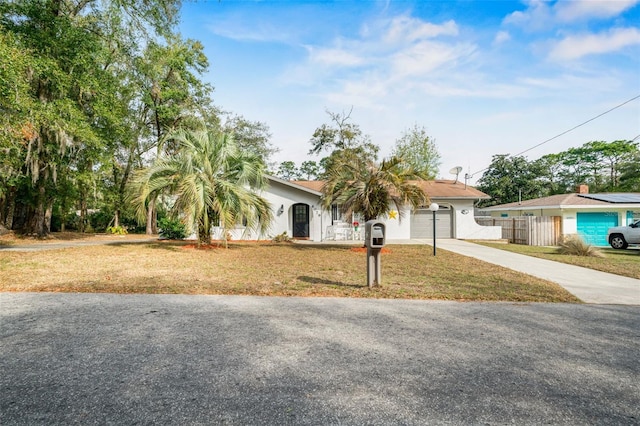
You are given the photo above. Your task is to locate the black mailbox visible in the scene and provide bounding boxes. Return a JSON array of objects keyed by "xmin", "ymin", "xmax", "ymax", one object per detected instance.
[{"xmin": 365, "ymin": 220, "xmax": 386, "ymax": 248}]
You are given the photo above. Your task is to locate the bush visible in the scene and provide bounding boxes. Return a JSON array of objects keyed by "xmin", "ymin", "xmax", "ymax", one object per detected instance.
[
  {"xmin": 158, "ymin": 217, "xmax": 187, "ymax": 240},
  {"xmin": 106, "ymin": 225, "xmax": 128, "ymax": 235},
  {"xmin": 558, "ymin": 235, "xmax": 604, "ymax": 257},
  {"xmin": 272, "ymin": 231, "xmax": 292, "ymax": 243},
  {"xmin": 51, "ymin": 211, "xmax": 80, "ymax": 232},
  {"xmin": 88, "ymin": 210, "xmax": 112, "ymax": 233}
]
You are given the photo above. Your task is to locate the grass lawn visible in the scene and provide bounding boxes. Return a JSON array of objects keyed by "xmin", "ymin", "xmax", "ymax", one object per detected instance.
[
  {"xmin": 0, "ymin": 239, "xmax": 579, "ymax": 303},
  {"xmin": 475, "ymin": 242, "xmax": 640, "ymax": 280}
]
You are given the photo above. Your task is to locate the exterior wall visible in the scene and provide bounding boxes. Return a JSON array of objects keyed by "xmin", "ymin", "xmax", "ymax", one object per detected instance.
[
  {"xmin": 451, "ymin": 199, "xmax": 502, "ymax": 239},
  {"xmin": 209, "ymin": 180, "xmax": 502, "ymax": 243},
  {"xmin": 381, "ymin": 205, "xmax": 412, "ymax": 240},
  {"xmin": 487, "ymin": 207, "xmax": 640, "ymax": 240},
  {"xmin": 489, "ymin": 208, "xmax": 563, "ymax": 218},
  {"xmin": 373, "ymin": 200, "xmax": 501, "ymax": 241},
  {"xmin": 209, "ymin": 179, "xmax": 327, "ymax": 242},
  {"xmin": 561, "ymin": 210, "xmax": 578, "ymax": 235},
  {"xmin": 259, "ymin": 180, "xmax": 325, "ymax": 241},
  {"xmin": 383, "ymin": 199, "xmax": 501, "ymax": 240}
]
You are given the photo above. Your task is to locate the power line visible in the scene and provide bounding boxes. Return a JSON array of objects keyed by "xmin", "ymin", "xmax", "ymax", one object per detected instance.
[{"xmin": 468, "ymin": 94, "xmax": 640, "ymax": 179}]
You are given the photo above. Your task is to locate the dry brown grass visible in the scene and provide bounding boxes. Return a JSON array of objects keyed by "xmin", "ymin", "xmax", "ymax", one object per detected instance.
[
  {"xmin": 0, "ymin": 241, "xmax": 580, "ymax": 302},
  {"xmin": 0, "ymin": 232, "xmax": 154, "ymax": 245}
]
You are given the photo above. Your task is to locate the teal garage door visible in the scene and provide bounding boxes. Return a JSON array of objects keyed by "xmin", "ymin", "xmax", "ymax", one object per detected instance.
[{"xmin": 577, "ymin": 212, "xmax": 618, "ymax": 246}]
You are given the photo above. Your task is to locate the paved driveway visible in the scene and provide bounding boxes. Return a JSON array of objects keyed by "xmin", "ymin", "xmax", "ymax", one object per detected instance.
[
  {"xmin": 1, "ymin": 293, "xmax": 638, "ymax": 425},
  {"xmin": 433, "ymin": 239, "xmax": 640, "ymax": 305}
]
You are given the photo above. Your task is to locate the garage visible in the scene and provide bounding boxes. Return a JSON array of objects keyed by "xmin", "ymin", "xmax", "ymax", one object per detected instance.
[
  {"xmin": 577, "ymin": 212, "xmax": 618, "ymax": 246},
  {"xmin": 411, "ymin": 205, "xmax": 453, "ymax": 239}
]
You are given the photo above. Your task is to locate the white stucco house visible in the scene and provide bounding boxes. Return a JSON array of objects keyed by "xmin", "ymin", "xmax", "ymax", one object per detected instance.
[
  {"xmin": 482, "ymin": 186, "xmax": 640, "ymax": 246},
  {"xmin": 215, "ymin": 176, "xmax": 501, "ymax": 242}
]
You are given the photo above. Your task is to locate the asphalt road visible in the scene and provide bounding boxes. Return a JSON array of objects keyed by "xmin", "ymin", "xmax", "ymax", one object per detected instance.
[{"xmin": 1, "ymin": 293, "xmax": 638, "ymax": 425}]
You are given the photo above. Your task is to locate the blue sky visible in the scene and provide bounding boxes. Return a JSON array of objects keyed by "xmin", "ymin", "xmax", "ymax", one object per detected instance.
[{"xmin": 179, "ymin": 0, "xmax": 640, "ymax": 182}]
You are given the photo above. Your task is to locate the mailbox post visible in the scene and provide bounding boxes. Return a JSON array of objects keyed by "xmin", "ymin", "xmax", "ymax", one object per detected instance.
[{"xmin": 364, "ymin": 220, "xmax": 386, "ymax": 288}]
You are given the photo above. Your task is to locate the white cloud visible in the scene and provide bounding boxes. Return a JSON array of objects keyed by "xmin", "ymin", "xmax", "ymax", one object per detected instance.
[
  {"xmin": 549, "ymin": 27, "xmax": 640, "ymax": 60},
  {"xmin": 493, "ymin": 30, "xmax": 511, "ymax": 45},
  {"xmin": 503, "ymin": 0, "xmax": 553, "ymax": 30},
  {"xmin": 307, "ymin": 46, "xmax": 365, "ymax": 67},
  {"xmin": 555, "ymin": 0, "xmax": 640, "ymax": 22},
  {"xmin": 518, "ymin": 72, "xmax": 624, "ymax": 93},
  {"xmin": 207, "ymin": 21, "xmax": 293, "ymax": 44},
  {"xmin": 287, "ymin": 14, "xmax": 474, "ymax": 100},
  {"xmin": 382, "ymin": 16, "xmax": 458, "ymax": 45},
  {"xmin": 390, "ymin": 41, "xmax": 476, "ymax": 77},
  {"xmin": 503, "ymin": 0, "xmax": 640, "ymax": 29}
]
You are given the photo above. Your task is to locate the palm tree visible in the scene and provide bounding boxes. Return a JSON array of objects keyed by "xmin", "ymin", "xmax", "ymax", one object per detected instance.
[
  {"xmin": 322, "ymin": 152, "xmax": 428, "ymax": 222},
  {"xmin": 131, "ymin": 128, "xmax": 272, "ymax": 246}
]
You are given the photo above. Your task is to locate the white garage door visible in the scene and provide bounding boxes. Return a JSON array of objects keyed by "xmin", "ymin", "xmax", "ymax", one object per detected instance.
[{"xmin": 411, "ymin": 206, "xmax": 452, "ymax": 239}]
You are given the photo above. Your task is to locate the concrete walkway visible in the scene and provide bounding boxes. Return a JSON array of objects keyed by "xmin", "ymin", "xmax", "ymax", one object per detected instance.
[{"xmin": 432, "ymin": 239, "xmax": 640, "ymax": 305}]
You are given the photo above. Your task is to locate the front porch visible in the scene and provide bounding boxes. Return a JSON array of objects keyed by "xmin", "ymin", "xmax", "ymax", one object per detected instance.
[{"xmin": 325, "ymin": 221, "xmax": 363, "ymax": 241}]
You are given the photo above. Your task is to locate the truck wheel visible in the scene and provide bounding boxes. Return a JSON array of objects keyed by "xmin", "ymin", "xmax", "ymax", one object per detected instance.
[{"xmin": 609, "ymin": 234, "xmax": 628, "ymax": 249}]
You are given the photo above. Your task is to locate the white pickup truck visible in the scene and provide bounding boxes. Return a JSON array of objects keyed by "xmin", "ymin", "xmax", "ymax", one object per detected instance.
[{"xmin": 607, "ymin": 220, "xmax": 640, "ymax": 249}]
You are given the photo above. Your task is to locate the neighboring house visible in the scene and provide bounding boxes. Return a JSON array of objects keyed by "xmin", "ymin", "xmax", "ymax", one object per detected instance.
[
  {"xmin": 482, "ymin": 186, "xmax": 640, "ymax": 246},
  {"xmin": 217, "ymin": 176, "xmax": 501, "ymax": 242}
]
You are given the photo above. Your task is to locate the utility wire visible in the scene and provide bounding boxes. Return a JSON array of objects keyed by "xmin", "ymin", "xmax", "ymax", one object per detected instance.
[{"xmin": 468, "ymin": 94, "xmax": 640, "ymax": 179}]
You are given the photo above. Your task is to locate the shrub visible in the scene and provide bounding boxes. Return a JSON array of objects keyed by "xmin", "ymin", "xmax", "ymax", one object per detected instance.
[
  {"xmin": 88, "ymin": 210, "xmax": 112, "ymax": 232},
  {"xmin": 158, "ymin": 217, "xmax": 187, "ymax": 240},
  {"xmin": 272, "ymin": 231, "xmax": 292, "ymax": 243},
  {"xmin": 558, "ymin": 235, "xmax": 604, "ymax": 257},
  {"xmin": 106, "ymin": 225, "xmax": 128, "ymax": 235},
  {"xmin": 51, "ymin": 211, "xmax": 80, "ymax": 232}
]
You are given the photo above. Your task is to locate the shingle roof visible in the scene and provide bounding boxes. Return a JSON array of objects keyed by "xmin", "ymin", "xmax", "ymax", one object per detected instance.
[
  {"xmin": 290, "ymin": 179, "xmax": 489, "ymax": 199},
  {"xmin": 290, "ymin": 181, "xmax": 325, "ymax": 192},
  {"xmin": 484, "ymin": 193, "xmax": 640, "ymax": 210},
  {"xmin": 411, "ymin": 180, "xmax": 490, "ymax": 199}
]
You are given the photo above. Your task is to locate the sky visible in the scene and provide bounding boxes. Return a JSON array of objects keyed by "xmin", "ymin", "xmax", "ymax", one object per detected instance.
[{"xmin": 178, "ymin": 0, "xmax": 640, "ymax": 183}]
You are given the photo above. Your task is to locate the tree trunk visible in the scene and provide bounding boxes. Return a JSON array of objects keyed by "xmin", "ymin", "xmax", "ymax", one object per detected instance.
[
  {"xmin": 79, "ymin": 197, "xmax": 87, "ymax": 233},
  {"xmin": 3, "ymin": 187, "xmax": 16, "ymax": 230},
  {"xmin": 114, "ymin": 145, "xmax": 135, "ymax": 231},
  {"xmin": 198, "ymin": 218, "xmax": 212, "ymax": 247},
  {"xmin": 146, "ymin": 197, "xmax": 156, "ymax": 235},
  {"xmin": 0, "ymin": 194, "xmax": 5, "ymax": 227},
  {"xmin": 35, "ymin": 181, "xmax": 47, "ymax": 238},
  {"xmin": 45, "ymin": 200, "xmax": 53, "ymax": 234}
]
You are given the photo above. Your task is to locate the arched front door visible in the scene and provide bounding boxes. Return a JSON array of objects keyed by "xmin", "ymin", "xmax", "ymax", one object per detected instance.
[{"xmin": 292, "ymin": 203, "xmax": 310, "ymax": 239}]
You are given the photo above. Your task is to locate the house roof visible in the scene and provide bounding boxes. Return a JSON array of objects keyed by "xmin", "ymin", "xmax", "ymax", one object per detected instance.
[
  {"xmin": 290, "ymin": 180, "xmax": 325, "ymax": 192},
  {"xmin": 266, "ymin": 175, "xmax": 323, "ymax": 196},
  {"xmin": 290, "ymin": 179, "xmax": 489, "ymax": 200},
  {"xmin": 484, "ymin": 193, "xmax": 640, "ymax": 211},
  {"xmin": 412, "ymin": 180, "xmax": 490, "ymax": 199}
]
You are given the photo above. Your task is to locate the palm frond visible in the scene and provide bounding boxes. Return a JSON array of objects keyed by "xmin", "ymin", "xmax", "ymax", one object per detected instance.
[
  {"xmin": 322, "ymin": 153, "xmax": 428, "ymax": 222},
  {"xmin": 129, "ymin": 127, "xmax": 272, "ymax": 244}
]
